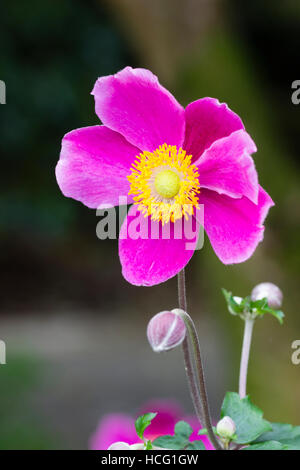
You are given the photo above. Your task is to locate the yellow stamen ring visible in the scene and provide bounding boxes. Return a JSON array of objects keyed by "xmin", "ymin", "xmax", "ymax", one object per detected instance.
[{"xmin": 127, "ymin": 144, "xmax": 200, "ymax": 225}]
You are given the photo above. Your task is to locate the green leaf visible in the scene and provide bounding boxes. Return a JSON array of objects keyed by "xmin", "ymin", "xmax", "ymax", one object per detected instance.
[
  {"xmin": 222, "ymin": 288, "xmax": 232, "ymax": 304},
  {"xmin": 186, "ymin": 440, "xmax": 206, "ymax": 450},
  {"xmin": 241, "ymin": 296, "xmax": 251, "ymax": 312},
  {"xmin": 153, "ymin": 420, "xmax": 194, "ymax": 450},
  {"xmin": 250, "ymin": 298, "xmax": 268, "ymax": 309},
  {"xmin": 242, "ymin": 440, "xmax": 287, "ymax": 450},
  {"xmin": 222, "ymin": 289, "xmax": 243, "ymax": 315},
  {"xmin": 271, "ymin": 310, "xmax": 284, "ymax": 324},
  {"xmin": 153, "ymin": 435, "xmax": 187, "ymax": 450},
  {"xmin": 197, "ymin": 426, "xmax": 217, "ymax": 436},
  {"xmin": 254, "ymin": 422, "xmax": 300, "ymax": 450},
  {"xmin": 197, "ymin": 428, "xmax": 208, "ymax": 436},
  {"xmin": 222, "ymin": 289, "xmax": 284, "ymax": 324},
  {"xmin": 135, "ymin": 413, "xmax": 157, "ymax": 441},
  {"xmin": 255, "ymin": 306, "xmax": 284, "ymax": 324},
  {"xmin": 221, "ymin": 392, "xmax": 272, "ymax": 444},
  {"xmin": 284, "ymin": 439, "xmax": 300, "ymax": 450},
  {"xmin": 174, "ymin": 421, "xmax": 193, "ymax": 439},
  {"xmin": 145, "ymin": 440, "xmax": 153, "ymax": 450}
]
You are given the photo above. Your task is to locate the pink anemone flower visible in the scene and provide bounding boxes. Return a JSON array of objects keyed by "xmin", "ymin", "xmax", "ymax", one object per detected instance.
[
  {"xmin": 89, "ymin": 400, "xmax": 214, "ymax": 450},
  {"xmin": 56, "ymin": 67, "xmax": 274, "ymax": 286}
]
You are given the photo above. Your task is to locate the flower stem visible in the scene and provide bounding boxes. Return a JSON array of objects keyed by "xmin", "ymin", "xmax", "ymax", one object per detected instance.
[
  {"xmin": 239, "ymin": 317, "xmax": 255, "ymax": 399},
  {"xmin": 177, "ymin": 270, "xmax": 203, "ymax": 424},
  {"xmin": 177, "ymin": 269, "xmax": 222, "ymax": 450}
]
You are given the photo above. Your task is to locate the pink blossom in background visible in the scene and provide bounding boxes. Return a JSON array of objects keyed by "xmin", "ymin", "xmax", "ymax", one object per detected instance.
[
  {"xmin": 89, "ymin": 400, "xmax": 213, "ymax": 450},
  {"xmin": 90, "ymin": 413, "xmax": 137, "ymax": 450},
  {"xmin": 56, "ymin": 67, "xmax": 274, "ymax": 287}
]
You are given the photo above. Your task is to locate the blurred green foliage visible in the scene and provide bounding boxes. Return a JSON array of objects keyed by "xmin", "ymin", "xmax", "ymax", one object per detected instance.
[
  {"xmin": 0, "ymin": 0, "xmax": 132, "ymax": 237},
  {"xmin": 0, "ymin": 355, "xmax": 58, "ymax": 449},
  {"xmin": 0, "ymin": 0, "xmax": 134, "ymax": 449}
]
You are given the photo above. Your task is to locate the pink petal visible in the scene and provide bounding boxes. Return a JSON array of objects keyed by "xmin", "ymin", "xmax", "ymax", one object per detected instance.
[
  {"xmin": 184, "ymin": 98, "xmax": 244, "ymax": 162},
  {"xmin": 119, "ymin": 206, "xmax": 200, "ymax": 286},
  {"xmin": 140, "ymin": 400, "xmax": 181, "ymax": 440},
  {"xmin": 198, "ymin": 187, "xmax": 274, "ymax": 264},
  {"xmin": 92, "ymin": 67, "xmax": 185, "ymax": 152},
  {"xmin": 195, "ymin": 130, "xmax": 259, "ymax": 203},
  {"xmin": 89, "ymin": 414, "xmax": 137, "ymax": 450},
  {"xmin": 140, "ymin": 401, "xmax": 213, "ymax": 449},
  {"xmin": 56, "ymin": 125, "xmax": 140, "ymax": 208}
]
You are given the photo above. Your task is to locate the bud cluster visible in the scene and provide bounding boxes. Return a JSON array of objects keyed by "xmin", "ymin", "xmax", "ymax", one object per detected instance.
[{"xmin": 222, "ymin": 282, "xmax": 284, "ymax": 324}]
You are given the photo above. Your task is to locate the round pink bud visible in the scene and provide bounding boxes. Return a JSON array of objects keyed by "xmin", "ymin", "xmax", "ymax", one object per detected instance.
[
  {"xmin": 251, "ymin": 282, "xmax": 283, "ymax": 309},
  {"xmin": 147, "ymin": 309, "xmax": 186, "ymax": 352}
]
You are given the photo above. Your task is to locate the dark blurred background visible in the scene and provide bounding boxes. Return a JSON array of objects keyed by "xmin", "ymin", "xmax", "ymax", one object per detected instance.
[{"xmin": 0, "ymin": 0, "xmax": 299, "ymax": 449}]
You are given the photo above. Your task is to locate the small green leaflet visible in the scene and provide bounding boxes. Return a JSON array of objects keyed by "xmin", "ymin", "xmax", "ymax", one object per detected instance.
[
  {"xmin": 135, "ymin": 412, "xmax": 157, "ymax": 441},
  {"xmin": 174, "ymin": 421, "xmax": 193, "ymax": 439},
  {"xmin": 198, "ymin": 426, "xmax": 217, "ymax": 436},
  {"xmin": 254, "ymin": 306, "xmax": 285, "ymax": 324},
  {"xmin": 153, "ymin": 420, "xmax": 206, "ymax": 450},
  {"xmin": 153, "ymin": 435, "xmax": 187, "ymax": 450},
  {"xmin": 222, "ymin": 289, "xmax": 244, "ymax": 315},
  {"xmin": 250, "ymin": 298, "xmax": 268, "ymax": 309},
  {"xmin": 145, "ymin": 440, "xmax": 153, "ymax": 450},
  {"xmin": 221, "ymin": 392, "xmax": 272, "ymax": 444}
]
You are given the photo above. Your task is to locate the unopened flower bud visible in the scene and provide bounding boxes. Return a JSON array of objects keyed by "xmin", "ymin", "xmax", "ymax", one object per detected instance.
[
  {"xmin": 108, "ymin": 442, "xmax": 169, "ymax": 451},
  {"xmin": 216, "ymin": 416, "xmax": 236, "ymax": 439},
  {"xmin": 147, "ymin": 309, "xmax": 186, "ymax": 352},
  {"xmin": 251, "ymin": 282, "xmax": 283, "ymax": 309},
  {"xmin": 108, "ymin": 441, "xmax": 131, "ymax": 450}
]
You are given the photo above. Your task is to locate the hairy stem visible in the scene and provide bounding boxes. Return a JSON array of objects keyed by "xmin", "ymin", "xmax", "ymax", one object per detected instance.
[
  {"xmin": 177, "ymin": 269, "xmax": 222, "ymax": 450},
  {"xmin": 177, "ymin": 270, "xmax": 203, "ymax": 424},
  {"xmin": 239, "ymin": 317, "xmax": 255, "ymax": 399}
]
